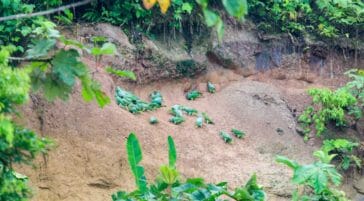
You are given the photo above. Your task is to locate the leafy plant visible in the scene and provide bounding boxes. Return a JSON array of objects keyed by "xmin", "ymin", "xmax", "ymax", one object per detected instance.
[
  {"xmin": 0, "ymin": 52, "xmax": 53, "ymax": 201},
  {"xmin": 105, "ymin": 67, "xmax": 137, "ymax": 81},
  {"xmin": 248, "ymin": 0, "xmax": 364, "ymax": 43},
  {"xmin": 54, "ymin": 9, "xmax": 74, "ymax": 25},
  {"xmin": 344, "ymin": 69, "xmax": 364, "ymax": 109},
  {"xmin": 321, "ymin": 139, "xmax": 361, "ymax": 170},
  {"xmin": 299, "ymin": 69, "xmax": 364, "ymax": 140},
  {"xmin": 299, "ymin": 87, "xmax": 358, "ymax": 138},
  {"xmin": 276, "ymin": 152, "xmax": 350, "ymax": 201},
  {"xmin": 112, "ymin": 133, "xmax": 266, "ymax": 201}
]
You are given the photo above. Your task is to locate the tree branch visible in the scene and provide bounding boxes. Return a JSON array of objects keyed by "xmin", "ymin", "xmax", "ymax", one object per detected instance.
[
  {"xmin": 0, "ymin": 0, "xmax": 92, "ymax": 22},
  {"xmin": 9, "ymin": 57, "xmax": 52, "ymax": 62}
]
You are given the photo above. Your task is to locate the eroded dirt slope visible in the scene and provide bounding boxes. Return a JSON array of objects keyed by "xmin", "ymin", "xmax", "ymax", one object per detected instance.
[{"xmin": 18, "ymin": 66, "xmax": 319, "ymax": 201}]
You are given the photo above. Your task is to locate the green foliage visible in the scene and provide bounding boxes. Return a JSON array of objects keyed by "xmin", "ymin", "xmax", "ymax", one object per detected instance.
[
  {"xmin": 231, "ymin": 129, "xmax": 246, "ymax": 139},
  {"xmin": 54, "ymin": 9, "xmax": 74, "ymax": 25},
  {"xmin": 126, "ymin": 133, "xmax": 148, "ymax": 191},
  {"xmin": 0, "ymin": 52, "xmax": 52, "ymax": 201},
  {"xmin": 82, "ymin": 0, "xmax": 199, "ymax": 35},
  {"xmin": 186, "ymin": 90, "xmax": 202, "ymax": 100},
  {"xmin": 168, "ymin": 136, "xmax": 177, "ymax": 168},
  {"xmin": 0, "ymin": 63, "xmax": 30, "ymax": 113},
  {"xmin": 344, "ymin": 69, "xmax": 364, "ymax": 109},
  {"xmin": 276, "ymin": 152, "xmax": 349, "ymax": 201},
  {"xmin": 105, "ymin": 67, "xmax": 137, "ymax": 81},
  {"xmin": 0, "ymin": 1, "xmax": 55, "ymax": 53},
  {"xmin": 299, "ymin": 87, "xmax": 358, "ymax": 138},
  {"xmin": 248, "ymin": 0, "xmax": 364, "ymax": 41},
  {"xmin": 197, "ymin": 0, "xmax": 248, "ymax": 41},
  {"xmin": 220, "ymin": 131, "xmax": 233, "ymax": 143},
  {"xmin": 115, "ymin": 87, "xmax": 163, "ymax": 114},
  {"xmin": 320, "ymin": 139, "xmax": 361, "ymax": 170},
  {"xmin": 207, "ymin": 81, "xmax": 216, "ymax": 93},
  {"xmin": 113, "ymin": 133, "xmax": 266, "ymax": 201}
]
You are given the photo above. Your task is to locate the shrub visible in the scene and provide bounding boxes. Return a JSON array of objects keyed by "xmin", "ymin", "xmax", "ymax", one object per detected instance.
[
  {"xmin": 248, "ymin": 0, "xmax": 364, "ymax": 42},
  {"xmin": 321, "ymin": 139, "xmax": 361, "ymax": 170},
  {"xmin": 112, "ymin": 133, "xmax": 266, "ymax": 201},
  {"xmin": 298, "ymin": 71, "xmax": 364, "ymax": 139},
  {"xmin": 277, "ymin": 151, "xmax": 350, "ymax": 201}
]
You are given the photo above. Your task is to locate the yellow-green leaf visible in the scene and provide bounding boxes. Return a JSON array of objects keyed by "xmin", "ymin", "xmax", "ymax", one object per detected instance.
[{"xmin": 143, "ymin": 0, "xmax": 157, "ymax": 10}]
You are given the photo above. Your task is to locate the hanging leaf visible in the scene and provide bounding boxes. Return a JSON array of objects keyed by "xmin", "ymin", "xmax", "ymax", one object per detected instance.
[
  {"xmin": 105, "ymin": 67, "xmax": 136, "ymax": 81},
  {"xmin": 222, "ymin": 0, "xmax": 248, "ymax": 20},
  {"xmin": 51, "ymin": 49, "xmax": 87, "ymax": 86},
  {"xmin": 91, "ymin": 43, "xmax": 116, "ymax": 56},
  {"xmin": 157, "ymin": 0, "xmax": 171, "ymax": 14},
  {"xmin": 143, "ymin": 0, "xmax": 157, "ymax": 10},
  {"xmin": 203, "ymin": 9, "xmax": 219, "ymax": 27},
  {"xmin": 26, "ymin": 39, "xmax": 56, "ymax": 58}
]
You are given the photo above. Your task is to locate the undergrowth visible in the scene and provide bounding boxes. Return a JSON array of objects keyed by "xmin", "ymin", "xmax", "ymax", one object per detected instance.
[
  {"xmin": 298, "ymin": 70, "xmax": 364, "ymax": 140},
  {"xmin": 112, "ymin": 133, "xmax": 266, "ymax": 201}
]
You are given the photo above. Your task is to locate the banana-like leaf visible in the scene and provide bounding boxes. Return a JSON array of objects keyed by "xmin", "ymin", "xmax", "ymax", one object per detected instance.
[
  {"xmin": 126, "ymin": 133, "xmax": 148, "ymax": 191},
  {"xmin": 168, "ymin": 136, "xmax": 177, "ymax": 168}
]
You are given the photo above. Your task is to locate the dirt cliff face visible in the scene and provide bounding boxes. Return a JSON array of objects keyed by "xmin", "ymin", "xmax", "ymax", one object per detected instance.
[
  {"xmin": 16, "ymin": 23, "xmax": 363, "ymax": 201},
  {"xmin": 16, "ymin": 59, "xmax": 317, "ymax": 201}
]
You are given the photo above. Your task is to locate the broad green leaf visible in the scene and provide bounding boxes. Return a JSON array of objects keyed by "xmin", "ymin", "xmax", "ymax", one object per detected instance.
[
  {"xmin": 222, "ymin": 0, "xmax": 248, "ymax": 20},
  {"xmin": 0, "ymin": 117, "xmax": 14, "ymax": 144},
  {"xmin": 233, "ymin": 187, "xmax": 254, "ymax": 200},
  {"xmin": 79, "ymin": 74, "xmax": 110, "ymax": 108},
  {"xmin": 51, "ymin": 49, "xmax": 87, "ymax": 86},
  {"xmin": 168, "ymin": 136, "xmax": 176, "ymax": 168},
  {"xmin": 196, "ymin": 0, "xmax": 208, "ymax": 8},
  {"xmin": 276, "ymin": 155, "xmax": 300, "ymax": 169},
  {"xmin": 182, "ymin": 3, "xmax": 193, "ymax": 14},
  {"xmin": 313, "ymin": 150, "xmax": 336, "ymax": 163},
  {"xmin": 59, "ymin": 37, "xmax": 85, "ymax": 49},
  {"xmin": 100, "ymin": 42, "xmax": 117, "ymax": 55},
  {"xmin": 42, "ymin": 77, "xmax": 73, "ymax": 101},
  {"xmin": 158, "ymin": 165, "xmax": 179, "ymax": 185},
  {"xmin": 293, "ymin": 162, "xmax": 341, "ymax": 194},
  {"xmin": 93, "ymin": 87, "xmax": 111, "ymax": 108},
  {"xmin": 26, "ymin": 39, "xmax": 56, "ymax": 58},
  {"xmin": 105, "ymin": 67, "xmax": 136, "ymax": 81},
  {"xmin": 203, "ymin": 9, "xmax": 219, "ymax": 27},
  {"xmin": 216, "ymin": 18, "xmax": 224, "ymax": 42},
  {"xmin": 91, "ymin": 43, "xmax": 116, "ymax": 56},
  {"xmin": 126, "ymin": 133, "xmax": 148, "ymax": 191}
]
